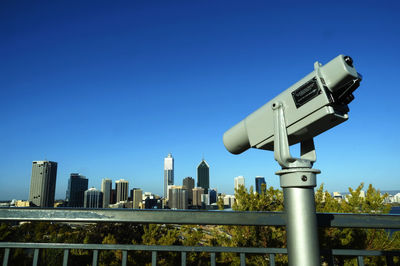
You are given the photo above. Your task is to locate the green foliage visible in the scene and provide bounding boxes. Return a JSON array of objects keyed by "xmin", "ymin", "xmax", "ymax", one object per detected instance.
[
  {"xmin": 0, "ymin": 183, "xmax": 398, "ymax": 265},
  {"xmin": 315, "ymin": 183, "xmax": 400, "ymax": 265},
  {"xmin": 99, "ymin": 234, "xmax": 121, "ymax": 266},
  {"xmin": 212, "ymin": 185, "xmax": 287, "ymax": 265},
  {"xmin": 131, "ymin": 224, "xmax": 181, "ymax": 265}
]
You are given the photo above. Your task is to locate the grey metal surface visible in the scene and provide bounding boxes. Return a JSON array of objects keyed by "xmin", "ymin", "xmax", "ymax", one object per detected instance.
[
  {"xmin": 210, "ymin": 252, "xmax": 216, "ymax": 266},
  {"xmin": 0, "ymin": 208, "xmax": 399, "ymax": 228},
  {"xmin": 93, "ymin": 249, "xmax": 98, "ymax": 266},
  {"xmin": 0, "ymin": 208, "xmax": 286, "ymax": 226},
  {"xmin": 63, "ymin": 249, "xmax": 68, "ymax": 266},
  {"xmin": 284, "ymin": 187, "xmax": 320, "ymax": 266},
  {"xmin": 1, "ymin": 242, "xmax": 399, "ymax": 256},
  {"xmin": 181, "ymin": 251, "xmax": 186, "ymax": 266},
  {"xmin": 269, "ymin": 253, "xmax": 275, "ymax": 266},
  {"xmin": 1, "ymin": 242, "xmax": 399, "ymax": 266},
  {"xmin": 122, "ymin": 250, "xmax": 127, "ymax": 266},
  {"xmin": 2, "ymin": 248, "xmax": 9, "ymax": 266},
  {"xmin": 0, "ymin": 242, "xmax": 287, "ymax": 254},
  {"xmin": 223, "ymin": 55, "xmax": 361, "ymax": 154},
  {"xmin": 240, "ymin": 252, "xmax": 245, "ymax": 265},
  {"xmin": 317, "ymin": 212, "xmax": 400, "ymax": 228},
  {"xmin": 357, "ymin": 255, "xmax": 364, "ymax": 266},
  {"xmin": 33, "ymin": 248, "xmax": 39, "ymax": 266},
  {"xmin": 152, "ymin": 251, "xmax": 157, "ymax": 266}
]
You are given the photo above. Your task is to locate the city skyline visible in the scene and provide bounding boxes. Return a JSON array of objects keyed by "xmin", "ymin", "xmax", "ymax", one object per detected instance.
[
  {"xmin": 2, "ymin": 2, "xmax": 400, "ymax": 200},
  {"xmin": 2, "ymin": 154, "xmax": 400, "ymax": 201}
]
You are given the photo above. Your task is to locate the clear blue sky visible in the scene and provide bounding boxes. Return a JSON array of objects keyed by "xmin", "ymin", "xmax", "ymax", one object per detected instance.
[{"xmin": 1, "ymin": 1, "xmax": 399, "ymax": 200}]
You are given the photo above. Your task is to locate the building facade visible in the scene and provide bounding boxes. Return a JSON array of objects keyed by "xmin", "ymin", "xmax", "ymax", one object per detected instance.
[
  {"xmin": 66, "ymin": 173, "xmax": 88, "ymax": 207},
  {"xmin": 209, "ymin": 188, "xmax": 217, "ymax": 204},
  {"xmin": 115, "ymin": 179, "xmax": 129, "ymax": 202},
  {"xmin": 110, "ymin": 189, "xmax": 117, "ymax": 204},
  {"xmin": 255, "ymin": 176, "xmax": 266, "ymax": 194},
  {"xmin": 182, "ymin": 177, "xmax": 195, "ymax": 205},
  {"xmin": 234, "ymin": 176, "xmax": 245, "ymax": 191},
  {"xmin": 84, "ymin": 188, "xmax": 103, "ymax": 208},
  {"xmin": 29, "ymin": 161, "xmax": 58, "ymax": 207},
  {"xmin": 168, "ymin": 186, "xmax": 188, "ymax": 209},
  {"xmin": 101, "ymin": 178, "xmax": 112, "ymax": 208},
  {"xmin": 197, "ymin": 159, "xmax": 209, "ymax": 192},
  {"xmin": 164, "ymin": 153, "xmax": 174, "ymax": 199},
  {"xmin": 192, "ymin": 187, "xmax": 204, "ymax": 208},
  {"xmin": 132, "ymin": 188, "xmax": 143, "ymax": 209}
]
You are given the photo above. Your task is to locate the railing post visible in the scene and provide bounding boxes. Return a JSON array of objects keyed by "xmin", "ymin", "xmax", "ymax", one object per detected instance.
[
  {"xmin": 63, "ymin": 249, "xmax": 69, "ymax": 266},
  {"xmin": 181, "ymin": 251, "xmax": 186, "ymax": 266},
  {"xmin": 152, "ymin": 251, "xmax": 157, "ymax": 266},
  {"xmin": 32, "ymin": 249, "xmax": 39, "ymax": 266},
  {"xmin": 269, "ymin": 253, "xmax": 275, "ymax": 266},
  {"xmin": 210, "ymin": 252, "xmax": 216, "ymax": 266},
  {"xmin": 357, "ymin": 255, "xmax": 364, "ymax": 266},
  {"xmin": 240, "ymin": 252, "xmax": 245, "ymax": 265},
  {"xmin": 2, "ymin": 248, "xmax": 10, "ymax": 266},
  {"xmin": 122, "ymin": 250, "xmax": 127, "ymax": 266},
  {"xmin": 92, "ymin": 250, "xmax": 98, "ymax": 266}
]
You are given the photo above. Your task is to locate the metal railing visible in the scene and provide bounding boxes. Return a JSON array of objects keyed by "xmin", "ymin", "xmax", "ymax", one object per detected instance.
[{"xmin": 1, "ymin": 208, "xmax": 400, "ymax": 265}]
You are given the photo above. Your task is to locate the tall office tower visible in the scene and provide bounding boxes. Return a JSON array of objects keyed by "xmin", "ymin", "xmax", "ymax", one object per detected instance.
[
  {"xmin": 234, "ymin": 176, "xmax": 245, "ymax": 191},
  {"xmin": 29, "ymin": 161, "xmax": 58, "ymax": 207},
  {"xmin": 110, "ymin": 189, "xmax": 117, "ymax": 204},
  {"xmin": 168, "ymin": 186, "xmax": 188, "ymax": 209},
  {"xmin": 101, "ymin": 178, "xmax": 112, "ymax": 208},
  {"xmin": 132, "ymin": 188, "xmax": 143, "ymax": 209},
  {"xmin": 84, "ymin": 188, "xmax": 103, "ymax": 208},
  {"xmin": 255, "ymin": 176, "xmax": 267, "ymax": 194},
  {"xmin": 182, "ymin": 177, "xmax": 195, "ymax": 205},
  {"xmin": 192, "ymin": 187, "xmax": 204, "ymax": 208},
  {"xmin": 209, "ymin": 188, "xmax": 217, "ymax": 204},
  {"xmin": 116, "ymin": 179, "xmax": 129, "ymax": 202},
  {"xmin": 65, "ymin": 173, "xmax": 88, "ymax": 207},
  {"xmin": 201, "ymin": 193, "xmax": 209, "ymax": 208},
  {"xmin": 197, "ymin": 159, "xmax": 210, "ymax": 192},
  {"xmin": 164, "ymin": 153, "xmax": 174, "ymax": 199}
]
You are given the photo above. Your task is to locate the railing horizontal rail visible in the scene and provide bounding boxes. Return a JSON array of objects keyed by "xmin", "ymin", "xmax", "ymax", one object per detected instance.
[
  {"xmin": 0, "ymin": 242, "xmax": 287, "ymax": 254},
  {"xmin": 1, "ymin": 242, "xmax": 399, "ymax": 257},
  {"xmin": 0, "ymin": 208, "xmax": 399, "ymax": 228}
]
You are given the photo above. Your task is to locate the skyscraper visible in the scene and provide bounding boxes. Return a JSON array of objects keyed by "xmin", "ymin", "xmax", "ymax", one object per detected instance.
[
  {"xmin": 209, "ymin": 188, "xmax": 217, "ymax": 204},
  {"xmin": 132, "ymin": 188, "xmax": 143, "ymax": 209},
  {"xmin": 164, "ymin": 153, "xmax": 174, "ymax": 198},
  {"xmin": 66, "ymin": 173, "xmax": 88, "ymax": 207},
  {"xmin": 168, "ymin": 186, "xmax": 188, "ymax": 209},
  {"xmin": 255, "ymin": 176, "xmax": 267, "ymax": 194},
  {"xmin": 29, "ymin": 161, "xmax": 58, "ymax": 207},
  {"xmin": 234, "ymin": 176, "xmax": 245, "ymax": 191},
  {"xmin": 197, "ymin": 159, "xmax": 209, "ymax": 192},
  {"xmin": 84, "ymin": 188, "xmax": 103, "ymax": 208},
  {"xmin": 115, "ymin": 179, "xmax": 129, "ymax": 202},
  {"xmin": 182, "ymin": 177, "xmax": 195, "ymax": 205},
  {"xmin": 101, "ymin": 178, "xmax": 112, "ymax": 208},
  {"xmin": 192, "ymin": 187, "xmax": 204, "ymax": 208}
]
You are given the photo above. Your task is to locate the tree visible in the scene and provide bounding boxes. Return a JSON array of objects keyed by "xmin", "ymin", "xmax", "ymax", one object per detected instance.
[
  {"xmin": 315, "ymin": 183, "xmax": 400, "ymax": 265},
  {"xmin": 212, "ymin": 185, "xmax": 287, "ymax": 265},
  {"xmin": 99, "ymin": 234, "xmax": 121, "ymax": 266}
]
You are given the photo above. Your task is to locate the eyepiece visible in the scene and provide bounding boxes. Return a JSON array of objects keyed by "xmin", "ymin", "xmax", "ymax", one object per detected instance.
[{"xmin": 344, "ymin": 56, "xmax": 353, "ymax": 67}]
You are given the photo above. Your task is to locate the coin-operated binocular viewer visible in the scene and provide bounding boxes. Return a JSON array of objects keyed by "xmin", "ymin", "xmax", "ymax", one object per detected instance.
[{"xmin": 223, "ymin": 54, "xmax": 362, "ymax": 266}]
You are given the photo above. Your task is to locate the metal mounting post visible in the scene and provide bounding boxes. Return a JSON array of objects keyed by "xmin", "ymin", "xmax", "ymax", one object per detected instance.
[{"xmin": 272, "ymin": 102, "xmax": 321, "ymax": 266}]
